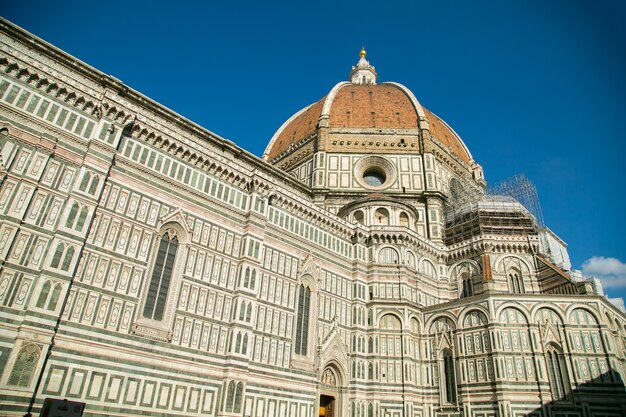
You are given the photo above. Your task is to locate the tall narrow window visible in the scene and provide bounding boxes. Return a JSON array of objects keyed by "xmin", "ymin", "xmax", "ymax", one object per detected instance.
[
  {"xmin": 443, "ymin": 349, "xmax": 457, "ymax": 403},
  {"xmin": 88, "ymin": 176, "xmax": 100, "ymax": 195},
  {"xmin": 48, "ymin": 284, "xmax": 62, "ymax": 310},
  {"xmin": 295, "ymin": 284, "xmax": 311, "ymax": 355},
  {"xmin": 225, "ymin": 381, "xmax": 235, "ymax": 412},
  {"xmin": 461, "ymin": 275, "xmax": 473, "ymax": 298},
  {"xmin": 234, "ymin": 382, "xmax": 244, "ymax": 413},
  {"xmin": 8, "ymin": 344, "xmax": 39, "ymax": 387},
  {"xmin": 61, "ymin": 246, "xmax": 74, "ymax": 271},
  {"xmin": 51, "ymin": 243, "xmax": 64, "ymax": 269},
  {"xmin": 76, "ymin": 206, "xmax": 89, "ymax": 231},
  {"xmin": 243, "ymin": 268, "xmax": 250, "ymax": 287},
  {"xmin": 239, "ymin": 302, "xmax": 247, "ymax": 321},
  {"xmin": 36, "ymin": 281, "xmax": 51, "ymax": 308},
  {"xmin": 79, "ymin": 172, "xmax": 91, "ymax": 192},
  {"xmin": 143, "ymin": 232, "xmax": 179, "ymax": 321},
  {"xmin": 546, "ymin": 346, "xmax": 568, "ymax": 400},
  {"xmin": 508, "ymin": 273, "xmax": 524, "ymax": 294},
  {"xmin": 65, "ymin": 203, "xmax": 79, "ymax": 228},
  {"xmin": 235, "ymin": 332, "xmax": 242, "ymax": 353}
]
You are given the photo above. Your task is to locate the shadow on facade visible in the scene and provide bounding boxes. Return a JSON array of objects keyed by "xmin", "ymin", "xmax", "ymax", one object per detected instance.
[{"xmin": 528, "ymin": 368, "xmax": 626, "ymax": 417}]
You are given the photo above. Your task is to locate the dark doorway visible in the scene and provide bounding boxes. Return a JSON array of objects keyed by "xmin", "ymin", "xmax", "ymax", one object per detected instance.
[{"xmin": 319, "ymin": 394, "xmax": 335, "ymax": 417}]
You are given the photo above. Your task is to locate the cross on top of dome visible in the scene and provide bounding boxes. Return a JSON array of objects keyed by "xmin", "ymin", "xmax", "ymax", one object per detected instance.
[{"xmin": 349, "ymin": 48, "xmax": 377, "ymax": 85}]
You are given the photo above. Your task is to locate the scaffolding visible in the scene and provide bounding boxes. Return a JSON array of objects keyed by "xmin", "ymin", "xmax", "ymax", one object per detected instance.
[
  {"xmin": 444, "ymin": 174, "xmax": 544, "ymax": 245},
  {"xmin": 486, "ymin": 173, "xmax": 544, "ymax": 227},
  {"xmin": 444, "ymin": 196, "xmax": 537, "ymax": 244}
]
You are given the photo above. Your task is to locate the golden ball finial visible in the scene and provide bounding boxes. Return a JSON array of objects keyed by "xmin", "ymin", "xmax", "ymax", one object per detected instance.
[{"xmin": 359, "ymin": 48, "xmax": 366, "ymax": 58}]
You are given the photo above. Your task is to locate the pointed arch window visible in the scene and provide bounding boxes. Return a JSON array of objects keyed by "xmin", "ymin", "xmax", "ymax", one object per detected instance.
[
  {"xmin": 239, "ymin": 302, "xmax": 247, "ymax": 321},
  {"xmin": 143, "ymin": 232, "xmax": 179, "ymax": 321},
  {"xmin": 546, "ymin": 345, "xmax": 569, "ymax": 400},
  {"xmin": 508, "ymin": 272, "xmax": 524, "ymax": 294},
  {"xmin": 65, "ymin": 203, "xmax": 79, "ymax": 228},
  {"xmin": 36, "ymin": 281, "xmax": 51, "ymax": 308},
  {"xmin": 243, "ymin": 268, "xmax": 250, "ymax": 287},
  {"xmin": 8, "ymin": 344, "xmax": 39, "ymax": 387},
  {"xmin": 50, "ymin": 243, "xmax": 64, "ymax": 269},
  {"xmin": 234, "ymin": 382, "xmax": 244, "ymax": 413},
  {"xmin": 294, "ymin": 284, "xmax": 311, "ymax": 355},
  {"xmin": 35, "ymin": 280, "xmax": 62, "ymax": 311},
  {"xmin": 442, "ymin": 349, "xmax": 457, "ymax": 404},
  {"xmin": 224, "ymin": 380, "xmax": 244, "ymax": 413},
  {"xmin": 76, "ymin": 206, "xmax": 89, "ymax": 231},
  {"xmin": 88, "ymin": 176, "xmax": 100, "ymax": 195},
  {"xmin": 79, "ymin": 172, "xmax": 91, "ymax": 192},
  {"xmin": 61, "ymin": 246, "xmax": 74, "ymax": 271},
  {"xmin": 224, "ymin": 381, "xmax": 235, "ymax": 412},
  {"xmin": 461, "ymin": 274, "xmax": 473, "ymax": 298}
]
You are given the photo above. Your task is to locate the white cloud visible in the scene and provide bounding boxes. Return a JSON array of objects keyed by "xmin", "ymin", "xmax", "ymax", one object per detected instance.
[{"xmin": 582, "ymin": 256, "xmax": 626, "ymax": 289}]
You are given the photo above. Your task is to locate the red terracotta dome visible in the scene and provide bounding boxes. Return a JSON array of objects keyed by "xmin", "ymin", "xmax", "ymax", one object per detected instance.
[{"xmin": 263, "ymin": 51, "xmax": 474, "ymax": 168}]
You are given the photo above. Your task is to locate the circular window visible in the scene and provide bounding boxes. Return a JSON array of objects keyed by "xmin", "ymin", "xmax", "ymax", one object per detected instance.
[
  {"xmin": 363, "ymin": 169, "xmax": 386, "ymax": 187},
  {"xmin": 354, "ymin": 156, "xmax": 396, "ymax": 190}
]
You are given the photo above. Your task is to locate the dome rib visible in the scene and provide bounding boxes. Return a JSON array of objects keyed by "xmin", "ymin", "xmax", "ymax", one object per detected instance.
[
  {"xmin": 423, "ymin": 108, "xmax": 472, "ymax": 164},
  {"xmin": 263, "ymin": 98, "xmax": 325, "ymax": 161}
]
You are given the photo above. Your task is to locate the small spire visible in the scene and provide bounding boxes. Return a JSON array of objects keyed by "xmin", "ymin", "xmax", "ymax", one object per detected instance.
[{"xmin": 349, "ymin": 48, "xmax": 377, "ymax": 85}]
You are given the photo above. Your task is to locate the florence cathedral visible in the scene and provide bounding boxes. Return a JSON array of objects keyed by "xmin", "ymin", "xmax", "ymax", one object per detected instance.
[{"xmin": 0, "ymin": 18, "xmax": 625, "ymax": 417}]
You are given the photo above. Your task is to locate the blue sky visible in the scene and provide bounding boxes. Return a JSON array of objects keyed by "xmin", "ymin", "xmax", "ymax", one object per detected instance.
[{"xmin": 3, "ymin": 1, "xmax": 626, "ymax": 299}]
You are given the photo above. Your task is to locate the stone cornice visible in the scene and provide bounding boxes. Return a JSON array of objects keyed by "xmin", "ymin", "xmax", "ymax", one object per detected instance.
[{"xmin": 0, "ymin": 18, "xmax": 313, "ymax": 199}]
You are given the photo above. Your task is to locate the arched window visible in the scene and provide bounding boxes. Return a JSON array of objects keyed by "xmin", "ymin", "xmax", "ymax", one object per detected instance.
[
  {"xmin": 354, "ymin": 210, "xmax": 365, "ymax": 225},
  {"xmin": 76, "ymin": 206, "xmax": 89, "ymax": 231},
  {"xmin": 36, "ymin": 281, "xmax": 51, "ymax": 308},
  {"xmin": 368, "ymin": 337, "xmax": 374, "ymax": 353},
  {"xmin": 51, "ymin": 243, "xmax": 64, "ymax": 268},
  {"xmin": 234, "ymin": 382, "xmax": 244, "ymax": 413},
  {"xmin": 420, "ymin": 260, "xmax": 436, "ymax": 278},
  {"xmin": 224, "ymin": 381, "xmax": 236, "ymax": 412},
  {"xmin": 61, "ymin": 246, "xmax": 74, "ymax": 271},
  {"xmin": 399, "ymin": 211, "xmax": 410, "ymax": 228},
  {"xmin": 48, "ymin": 283, "xmax": 62, "ymax": 310},
  {"xmin": 368, "ymin": 362, "xmax": 373, "ymax": 379},
  {"xmin": 234, "ymin": 332, "xmax": 242, "ymax": 353},
  {"xmin": 380, "ymin": 314, "xmax": 401, "ymax": 330},
  {"xmin": 461, "ymin": 274, "xmax": 473, "ymax": 298},
  {"xmin": 374, "ymin": 208, "xmax": 389, "ymax": 225},
  {"xmin": 143, "ymin": 232, "xmax": 179, "ymax": 321},
  {"xmin": 405, "ymin": 251, "xmax": 416, "ymax": 269},
  {"xmin": 294, "ymin": 284, "xmax": 311, "ymax": 355},
  {"xmin": 546, "ymin": 345, "xmax": 569, "ymax": 400},
  {"xmin": 508, "ymin": 272, "xmax": 524, "ymax": 294},
  {"xmin": 243, "ymin": 268, "xmax": 250, "ymax": 287},
  {"xmin": 250, "ymin": 270, "xmax": 256, "ymax": 288},
  {"xmin": 79, "ymin": 172, "xmax": 91, "ymax": 192},
  {"xmin": 88, "ymin": 176, "xmax": 100, "ymax": 195},
  {"xmin": 442, "ymin": 349, "xmax": 457, "ymax": 403},
  {"xmin": 65, "ymin": 203, "xmax": 79, "ymax": 228},
  {"xmin": 411, "ymin": 318, "xmax": 420, "ymax": 334},
  {"xmin": 242, "ymin": 334, "xmax": 248, "ymax": 354},
  {"xmin": 239, "ymin": 302, "xmax": 247, "ymax": 321},
  {"xmin": 8, "ymin": 344, "xmax": 39, "ymax": 387},
  {"xmin": 368, "ymin": 403, "xmax": 374, "ymax": 417},
  {"xmin": 378, "ymin": 247, "xmax": 399, "ymax": 264},
  {"xmin": 245, "ymin": 305, "xmax": 252, "ymax": 322}
]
